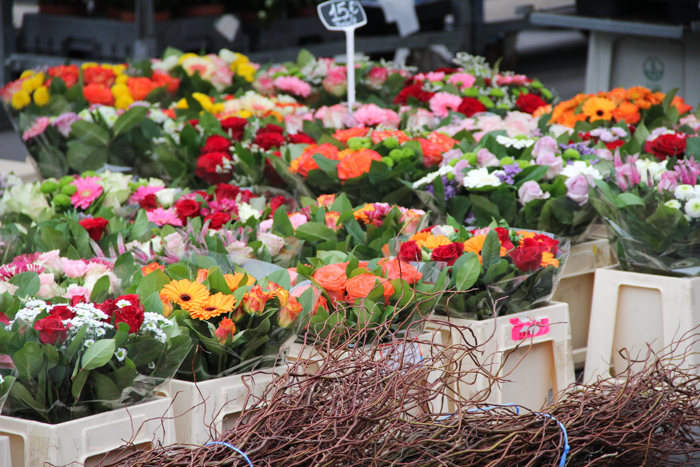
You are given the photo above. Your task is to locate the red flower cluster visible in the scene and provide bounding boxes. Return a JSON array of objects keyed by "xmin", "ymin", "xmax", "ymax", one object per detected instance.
[
  {"xmin": 394, "ymin": 83, "xmax": 435, "ymax": 105},
  {"xmin": 644, "ymin": 134, "xmax": 687, "ymax": 160},
  {"xmin": 33, "ymin": 295, "xmax": 145, "ymax": 345},
  {"xmin": 458, "ymin": 97, "xmax": 487, "ymax": 117},
  {"xmin": 515, "ymin": 93, "xmax": 548, "ymax": 114},
  {"xmin": 79, "ymin": 217, "xmax": 109, "ymax": 242}
]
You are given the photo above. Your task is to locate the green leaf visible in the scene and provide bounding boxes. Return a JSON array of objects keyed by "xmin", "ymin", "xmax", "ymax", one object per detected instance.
[
  {"xmin": 81, "ymin": 339, "xmax": 116, "ymax": 370},
  {"xmin": 70, "ymin": 120, "xmax": 110, "ymax": 146},
  {"xmin": 481, "ymin": 230, "xmax": 502, "ymax": 269},
  {"xmin": 297, "ymin": 48, "xmax": 315, "ymax": 67},
  {"xmin": 272, "ymin": 206, "xmax": 295, "ymax": 237},
  {"xmin": 91, "ymin": 372, "xmax": 122, "ymax": 401},
  {"xmin": 615, "ymin": 192, "xmax": 645, "ymax": 208},
  {"xmin": 89, "ymin": 275, "xmax": 112, "ymax": 303},
  {"xmin": 71, "ymin": 369, "xmax": 91, "ymax": 399},
  {"xmin": 295, "ymin": 222, "xmax": 338, "ymax": 244},
  {"xmin": 112, "ymin": 106, "xmax": 148, "ymax": 138},
  {"xmin": 13, "ymin": 342, "xmax": 44, "ymax": 380},
  {"xmin": 454, "ymin": 254, "xmax": 481, "ymax": 291},
  {"xmin": 8, "ymin": 272, "xmax": 41, "ymax": 297},
  {"xmin": 65, "ymin": 326, "xmax": 88, "ymax": 361},
  {"xmin": 135, "ymin": 269, "xmax": 172, "ymax": 301}
]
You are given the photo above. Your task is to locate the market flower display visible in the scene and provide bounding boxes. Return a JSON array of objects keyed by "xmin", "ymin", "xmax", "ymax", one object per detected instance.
[{"xmin": 398, "ymin": 222, "xmax": 568, "ymax": 318}]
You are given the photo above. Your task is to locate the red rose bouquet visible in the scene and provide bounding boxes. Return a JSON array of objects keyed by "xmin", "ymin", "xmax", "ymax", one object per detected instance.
[
  {"xmin": 396, "ymin": 221, "xmax": 569, "ymax": 319},
  {"xmin": 0, "ymin": 294, "xmax": 191, "ymax": 423}
]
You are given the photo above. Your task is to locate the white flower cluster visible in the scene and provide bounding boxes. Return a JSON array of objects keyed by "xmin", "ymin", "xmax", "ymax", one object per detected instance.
[
  {"xmin": 9, "ymin": 300, "xmax": 49, "ymax": 326},
  {"xmin": 140, "ymin": 312, "xmax": 173, "ymax": 344},
  {"xmin": 412, "ymin": 165, "xmax": 453, "ymax": 189},
  {"xmin": 452, "ymin": 52, "xmax": 491, "ymax": 78},
  {"xmin": 496, "ymin": 135, "xmax": 535, "ymax": 149},
  {"xmin": 673, "ymin": 185, "xmax": 700, "ymax": 219},
  {"xmin": 66, "ymin": 303, "xmax": 114, "ymax": 339}
]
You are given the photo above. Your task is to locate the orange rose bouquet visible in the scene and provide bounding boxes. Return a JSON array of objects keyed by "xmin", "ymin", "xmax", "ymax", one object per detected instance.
[
  {"xmin": 296, "ymin": 253, "xmax": 448, "ymax": 341},
  {"xmin": 396, "ymin": 221, "xmax": 569, "ymax": 319},
  {"xmin": 118, "ymin": 255, "xmax": 314, "ymax": 381}
]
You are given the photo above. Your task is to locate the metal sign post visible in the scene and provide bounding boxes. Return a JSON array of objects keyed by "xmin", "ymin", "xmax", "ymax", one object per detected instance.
[{"xmin": 317, "ymin": 0, "xmax": 367, "ymax": 114}]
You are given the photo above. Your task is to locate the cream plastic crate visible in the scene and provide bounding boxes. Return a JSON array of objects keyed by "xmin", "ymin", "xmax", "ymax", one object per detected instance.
[
  {"xmin": 162, "ymin": 367, "xmax": 284, "ymax": 445},
  {"xmin": 0, "ymin": 435, "xmax": 11, "ymax": 467},
  {"xmin": 584, "ymin": 266, "xmax": 700, "ymax": 382},
  {"xmin": 0, "ymin": 397, "xmax": 174, "ymax": 467},
  {"xmin": 553, "ymin": 238, "xmax": 615, "ymax": 368},
  {"xmin": 425, "ymin": 302, "xmax": 575, "ymax": 411}
]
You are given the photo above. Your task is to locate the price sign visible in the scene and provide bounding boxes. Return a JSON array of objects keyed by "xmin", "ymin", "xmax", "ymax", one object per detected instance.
[
  {"xmin": 317, "ymin": 0, "xmax": 367, "ymax": 114},
  {"xmin": 318, "ymin": 0, "xmax": 367, "ymax": 30}
]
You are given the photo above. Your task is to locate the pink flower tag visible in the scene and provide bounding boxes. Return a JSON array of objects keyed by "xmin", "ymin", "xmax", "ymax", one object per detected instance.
[{"xmin": 510, "ymin": 316, "xmax": 550, "ymax": 341}]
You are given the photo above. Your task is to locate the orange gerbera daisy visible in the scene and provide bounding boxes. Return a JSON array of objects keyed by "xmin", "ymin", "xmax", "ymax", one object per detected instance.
[
  {"xmin": 541, "ymin": 252, "xmax": 560, "ymax": 268},
  {"xmin": 517, "ymin": 230, "xmax": 537, "ymax": 240},
  {"xmin": 581, "ymin": 97, "xmax": 616, "ymax": 121},
  {"xmin": 224, "ymin": 272, "xmax": 251, "ymax": 292},
  {"xmin": 610, "ymin": 101, "xmax": 640, "ymax": 125},
  {"xmin": 532, "ymin": 104, "xmax": 552, "ymax": 119},
  {"xmin": 190, "ymin": 292, "xmax": 236, "ymax": 320},
  {"xmin": 141, "ymin": 262, "xmax": 164, "ymax": 276},
  {"xmin": 370, "ymin": 129, "xmax": 409, "ymax": 145},
  {"xmin": 415, "ymin": 234, "xmax": 450, "ymax": 250},
  {"xmin": 161, "ymin": 279, "xmax": 210, "ymax": 312}
]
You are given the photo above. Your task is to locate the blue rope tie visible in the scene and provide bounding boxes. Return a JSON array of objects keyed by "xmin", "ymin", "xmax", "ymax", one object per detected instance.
[
  {"xmin": 205, "ymin": 441, "xmax": 254, "ymax": 466},
  {"xmin": 535, "ymin": 413, "xmax": 570, "ymax": 467}
]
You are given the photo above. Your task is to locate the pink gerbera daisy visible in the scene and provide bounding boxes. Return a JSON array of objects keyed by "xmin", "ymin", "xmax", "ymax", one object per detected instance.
[
  {"xmin": 22, "ymin": 117, "xmax": 51, "ymax": 141},
  {"xmin": 447, "ymin": 72, "xmax": 477, "ymax": 90},
  {"xmin": 429, "ymin": 92, "xmax": 463, "ymax": 118},
  {"xmin": 147, "ymin": 208, "xmax": 183, "ymax": 227},
  {"xmin": 129, "ymin": 185, "xmax": 163, "ymax": 205},
  {"xmin": 71, "ymin": 176, "xmax": 103, "ymax": 210},
  {"xmin": 352, "ymin": 104, "xmax": 401, "ymax": 128},
  {"xmin": 273, "ymin": 76, "xmax": 312, "ymax": 98}
]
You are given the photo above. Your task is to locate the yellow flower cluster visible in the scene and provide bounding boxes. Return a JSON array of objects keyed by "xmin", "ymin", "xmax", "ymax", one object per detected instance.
[
  {"xmin": 175, "ymin": 92, "xmax": 225, "ymax": 115},
  {"xmin": 231, "ymin": 53, "xmax": 256, "ymax": 83},
  {"xmin": 12, "ymin": 71, "xmax": 48, "ymax": 109}
]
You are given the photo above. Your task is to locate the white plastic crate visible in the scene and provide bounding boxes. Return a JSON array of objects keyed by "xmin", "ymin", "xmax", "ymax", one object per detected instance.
[
  {"xmin": 0, "ymin": 436, "xmax": 11, "ymax": 467},
  {"xmin": 425, "ymin": 302, "xmax": 575, "ymax": 411},
  {"xmin": 0, "ymin": 397, "xmax": 174, "ymax": 467},
  {"xmin": 553, "ymin": 238, "xmax": 615, "ymax": 368},
  {"xmin": 162, "ymin": 367, "xmax": 284, "ymax": 445},
  {"xmin": 584, "ymin": 266, "xmax": 700, "ymax": 381}
]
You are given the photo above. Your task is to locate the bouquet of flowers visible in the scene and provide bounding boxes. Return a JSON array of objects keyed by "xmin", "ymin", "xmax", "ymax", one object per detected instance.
[
  {"xmin": 392, "ymin": 53, "xmax": 554, "ymax": 118},
  {"xmin": 297, "ymin": 253, "xmax": 447, "ymax": 342},
  {"xmin": 117, "ymin": 256, "xmax": 313, "ymax": 381},
  {"xmin": 253, "ymin": 50, "xmax": 409, "ymax": 107},
  {"xmin": 273, "ymin": 124, "xmax": 459, "ymax": 206},
  {"xmin": 590, "ymin": 155, "xmax": 700, "ymax": 276},
  {"xmin": 0, "ymin": 293, "xmax": 191, "ymax": 423},
  {"xmin": 151, "ymin": 48, "xmax": 257, "ymax": 95},
  {"xmin": 275, "ymin": 194, "xmax": 427, "ymax": 261},
  {"xmin": 413, "ymin": 133, "xmax": 605, "ymax": 240},
  {"xmin": 548, "ymin": 87, "xmax": 693, "ymax": 131},
  {"xmin": 397, "ymin": 222, "xmax": 569, "ymax": 319}
]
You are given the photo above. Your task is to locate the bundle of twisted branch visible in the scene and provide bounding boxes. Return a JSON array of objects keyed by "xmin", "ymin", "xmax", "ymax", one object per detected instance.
[{"xmin": 99, "ymin": 320, "xmax": 700, "ymax": 467}]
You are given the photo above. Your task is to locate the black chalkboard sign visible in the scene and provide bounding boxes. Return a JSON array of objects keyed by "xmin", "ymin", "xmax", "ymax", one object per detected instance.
[{"xmin": 317, "ymin": 0, "xmax": 367, "ymax": 30}]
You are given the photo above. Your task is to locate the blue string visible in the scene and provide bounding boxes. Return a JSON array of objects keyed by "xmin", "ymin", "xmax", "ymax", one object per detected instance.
[
  {"xmin": 535, "ymin": 413, "xmax": 570, "ymax": 467},
  {"xmin": 205, "ymin": 441, "xmax": 254, "ymax": 466}
]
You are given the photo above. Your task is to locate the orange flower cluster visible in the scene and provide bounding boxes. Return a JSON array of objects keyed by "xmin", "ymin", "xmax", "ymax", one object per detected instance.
[
  {"xmin": 311, "ymin": 259, "xmax": 421, "ymax": 306},
  {"xmin": 289, "ymin": 143, "xmax": 383, "ymax": 181},
  {"xmin": 549, "ymin": 87, "xmax": 693, "ymax": 128},
  {"xmin": 158, "ymin": 272, "xmax": 302, "ymax": 332}
]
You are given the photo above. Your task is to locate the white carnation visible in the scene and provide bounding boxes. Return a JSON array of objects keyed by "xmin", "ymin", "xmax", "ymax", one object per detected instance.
[
  {"xmin": 685, "ymin": 198, "xmax": 700, "ymax": 218},
  {"xmin": 462, "ymin": 168, "xmax": 502, "ymax": 189}
]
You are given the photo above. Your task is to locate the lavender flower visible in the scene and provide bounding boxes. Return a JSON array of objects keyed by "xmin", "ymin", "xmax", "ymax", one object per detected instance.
[
  {"xmin": 496, "ymin": 163, "xmax": 522, "ymax": 185},
  {"xmin": 428, "ymin": 176, "xmax": 460, "ymax": 202},
  {"xmin": 465, "ymin": 211, "xmax": 477, "ymax": 225}
]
